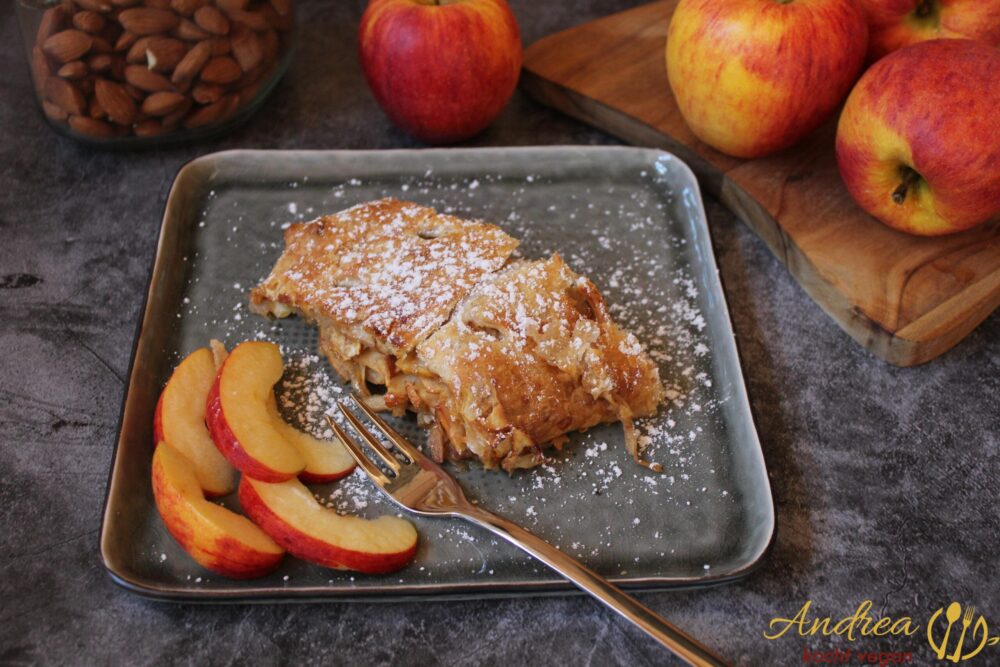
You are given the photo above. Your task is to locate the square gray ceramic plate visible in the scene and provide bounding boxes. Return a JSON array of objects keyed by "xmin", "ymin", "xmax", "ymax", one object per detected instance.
[{"xmin": 100, "ymin": 147, "xmax": 774, "ymax": 602}]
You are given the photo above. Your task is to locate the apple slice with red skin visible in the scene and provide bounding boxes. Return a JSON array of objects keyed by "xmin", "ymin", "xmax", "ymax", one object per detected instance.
[
  {"xmin": 152, "ymin": 441, "xmax": 284, "ymax": 579},
  {"xmin": 205, "ymin": 342, "xmax": 307, "ymax": 482},
  {"xmin": 267, "ymin": 395, "xmax": 356, "ymax": 484},
  {"xmin": 154, "ymin": 347, "xmax": 237, "ymax": 497},
  {"xmin": 205, "ymin": 341, "xmax": 355, "ymax": 482},
  {"xmin": 240, "ymin": 476, "xmax": 418, "ymax": 574}
]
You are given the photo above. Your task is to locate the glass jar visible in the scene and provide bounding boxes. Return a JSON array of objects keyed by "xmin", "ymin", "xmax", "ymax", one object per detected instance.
[{"xmin": 16, "ymin": 0, "xmax": 294, "ymax": 146}]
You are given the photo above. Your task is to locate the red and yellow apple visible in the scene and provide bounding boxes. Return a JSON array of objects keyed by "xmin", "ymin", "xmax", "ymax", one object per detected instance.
[
  {"xmin": 206, "ymin": 341, "xmax": 356, "ymax": 483},
  {"xmin": 358, "ymin": 0, "xmax": 522, "ymax": 144},
  {"xmin": 666, "ymin": 0, "xmax": 869, "ymax": 158},
  {"xmin": 860, "ymin": 0, "xmax": 1000, "ymax": 61},
  {"xmin": 154, "ymin": 347, "xmax": 237, "ymax": 497},
  {"xmin": 239, "ymin": 477, "xmax": 419, "ymax": 574},
  {"xmin": 152, "ymin": 441, "xmax": 284, "ymax": 579},
  {"xmin": 836, "ymin": 39, "xmax": 1000, "ymax": 236}
]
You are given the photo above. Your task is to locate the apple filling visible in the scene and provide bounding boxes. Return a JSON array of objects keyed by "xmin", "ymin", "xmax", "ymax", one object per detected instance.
[{"xmin": 251, "ymin": 199, "xmax": 664, "ymax": 472}]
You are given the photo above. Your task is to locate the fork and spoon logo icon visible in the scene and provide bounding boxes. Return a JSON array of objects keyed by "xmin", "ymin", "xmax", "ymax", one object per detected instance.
[{"xmin": 927, "ymin": 602, "xmax": 1000, "ymax": 662}]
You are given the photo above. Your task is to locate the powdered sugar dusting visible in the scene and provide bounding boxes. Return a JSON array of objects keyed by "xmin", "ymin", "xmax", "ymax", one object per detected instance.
[{"xmin": 161, "ymin": 155, "xmax": 750, "ymax": 587}]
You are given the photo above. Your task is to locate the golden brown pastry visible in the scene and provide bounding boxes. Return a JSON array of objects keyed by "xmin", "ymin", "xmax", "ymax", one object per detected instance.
[
  {"xmin": 408, "ymin": 256, "xmax": 664, "ymax": 470},
  {"xmin": 251, "ymin": 199, "xmax": 663, "ymax": 472}
]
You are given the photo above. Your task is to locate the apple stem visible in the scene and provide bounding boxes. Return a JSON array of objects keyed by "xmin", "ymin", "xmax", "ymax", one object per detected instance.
[
  {"xmin": 915, "ymin": 0, "xmax": 933, "ymax": 18},
  {"xmin": 892, "ymin": 167, "xmax": 922, "ymax": 205}
]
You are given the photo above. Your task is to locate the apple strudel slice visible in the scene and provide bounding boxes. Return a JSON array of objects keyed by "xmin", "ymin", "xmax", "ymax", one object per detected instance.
[{"xmin": 251, "ymin": 199, "xmax": 664, "ymax": 472}]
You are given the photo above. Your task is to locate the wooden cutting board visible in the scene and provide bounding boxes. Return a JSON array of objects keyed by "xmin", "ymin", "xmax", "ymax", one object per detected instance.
[{"xmin": 521, "ymin": 1, "xmax": 1000, "ymax": 366}]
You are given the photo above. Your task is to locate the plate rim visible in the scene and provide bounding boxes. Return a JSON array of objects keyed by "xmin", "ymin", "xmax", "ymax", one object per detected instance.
[{"xmin": 99, "ymin": 146, "xmax": 776, "ymax": 601}]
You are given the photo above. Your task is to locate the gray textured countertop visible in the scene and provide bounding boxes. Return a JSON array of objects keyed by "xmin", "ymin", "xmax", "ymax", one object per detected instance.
[{"xmin": 2, "ymin": 1, "xmax": 998, "ymax": 665}]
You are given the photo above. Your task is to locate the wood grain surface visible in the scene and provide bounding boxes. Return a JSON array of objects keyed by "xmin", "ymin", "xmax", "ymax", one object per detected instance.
[{"xmin": 521, "ymin": 1, "xmax": 1000, "ymax": 366}]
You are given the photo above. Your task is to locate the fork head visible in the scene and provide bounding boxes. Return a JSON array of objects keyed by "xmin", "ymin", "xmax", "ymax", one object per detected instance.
[
  {"xmin": 325, "ymin": 395, "xmax": 472, "ymax": 517},
  {"xmin": 963, "ymin": 605, "xmax": 976, "ymax": 625}
]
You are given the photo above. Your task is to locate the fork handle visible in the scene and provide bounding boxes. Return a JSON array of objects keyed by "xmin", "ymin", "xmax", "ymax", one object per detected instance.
[{"xmin": 462, "ymin": 507, "xmax": 729, "ymax": 667}]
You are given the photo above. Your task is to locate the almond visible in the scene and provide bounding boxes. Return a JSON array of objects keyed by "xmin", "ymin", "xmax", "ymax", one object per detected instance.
[
  {"xmin": 162, "ymin": 96, "xmax": 193, "ymax": 127},
  {"xmin": 87, "ymin": 53, "xmax": 114, "ymax": 72},
  {"xmin": 117, "ymin": 8, "xmax": 179, "ymax": 36},
  {"xmin": 141, "ymin": 91, "xmax": 186, "ymax": 116},
  {"xmin": 171, "ymin": 39, "xmax": 211, "ymax": 83},
  {"xmin": 127, "ymin": 36, "xmax": 181, "ymax": 64},
  {"xmin": 191, "ymin": 82, "xmax": 223, "ymax": 104},
  {"xmin": 37, "ymin": 6, "xmax": 69, "ymax": 43},
  {"xmin": 43, "ymin": 30, "xmax": 93, "ymax": 64},
  {"xmin": 145, "ymin": 0, "xmax": 172, "ymax": 9},
  {"xmin": 145, "ymin": 36, "xmax": 188, "ymax": 71},
  {"xmin": 43, "ymin": 100, "xmax": 70, "ymax": 122},
  {"xmin": 183, "ymin": 92, "xmax": 237, "ymax": 128},
  {"xmin": 126, "ymin": 36, "xmax": 153, "ymax": 63},
  {"xmin": 134, "ymin": 119, "xmax": 167, "ymax": 136},
  {"xmin": 125, "ymin": 64, "xmax": 173, "ymax": 91},
  {"xmin": 174, "ymin": 18, "xmax": 211, "ymax": 41},
  {"xmin": 216, "ymin": 0, "xmax": 248, "ymax": 11},
  {"xmin": 110, "ymin": 0, "xmax": 141, "ymax": 6},
  {"xmin": 193, "ymin": 6, "xmax": 229, "ymax": 35},
  {"xmin": 32, "ymin": 46, "xmax": 53, "ymax": 92},
  {"xmin": 170, "ymin": 0, "xmax": 207, "ymax": 16},
  {"xmin": 72, "ymin": 11, "xmax": 107, "ymax": 34},
  {"xmin": 69, "ymin": 115, "xmax": 116, "ymax": 137},
  {"xmin": 95, "ymin": 78, "xmax": 137, "ymax": 124},
  {"xmin": 89, "ymin": 95, "xmax": 106, "ymax": 119},
  {"xmin": 44, "ymin": 77, "xmax": 87, "ymax": 115},
  {"xmin": 74, "ymin": 0, "xmax": 113, "ymax": 12},
  {"xmin": 234, "ymin": 63, "xmax": 263, "ymax": 89},
  {"xmin": 115, "ymin": 31, "xmax": 138, "ymax": 51},
  {"xmin": 199, "ymin": 56, "xmax": 240, "ymax": 84},
  {"xmin": 58, "ymin": 60, "xmax": 89, "ymax": 79},
  {"xmin": 230, "ymin": 24, "xmax": 262, "ymax": 72},
  {"xmin": 224, "ymin": 8, "xmax": 268, "ymax": 31}
]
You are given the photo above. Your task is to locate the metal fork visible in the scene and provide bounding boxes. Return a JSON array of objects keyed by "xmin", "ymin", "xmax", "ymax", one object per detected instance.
[{"xmin": 326, "ymin": 395, "xmax": 728, "ymax": 667}]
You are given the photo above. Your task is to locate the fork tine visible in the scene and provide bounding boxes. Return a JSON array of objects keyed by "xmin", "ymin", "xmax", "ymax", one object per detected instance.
[
  {"xmin": 965, "ymin": 606, "xmax": 976, "ymax": 621},
  {"xmin": 337, "ymin": 401, "xmax": 402, "ymax": 473},
  {"xmin": 348, "ymin": 394, "xmax": 424, "ymax": 462},
  {"xmin": 324, "ymin": 415, "xmax": 392, "ymax": 486}
]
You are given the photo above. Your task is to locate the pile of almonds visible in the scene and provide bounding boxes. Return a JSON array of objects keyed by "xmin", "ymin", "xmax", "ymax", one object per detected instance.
[{"xmin": 31, "ymin": 0, "xmax": 292, "ymax": 140}]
